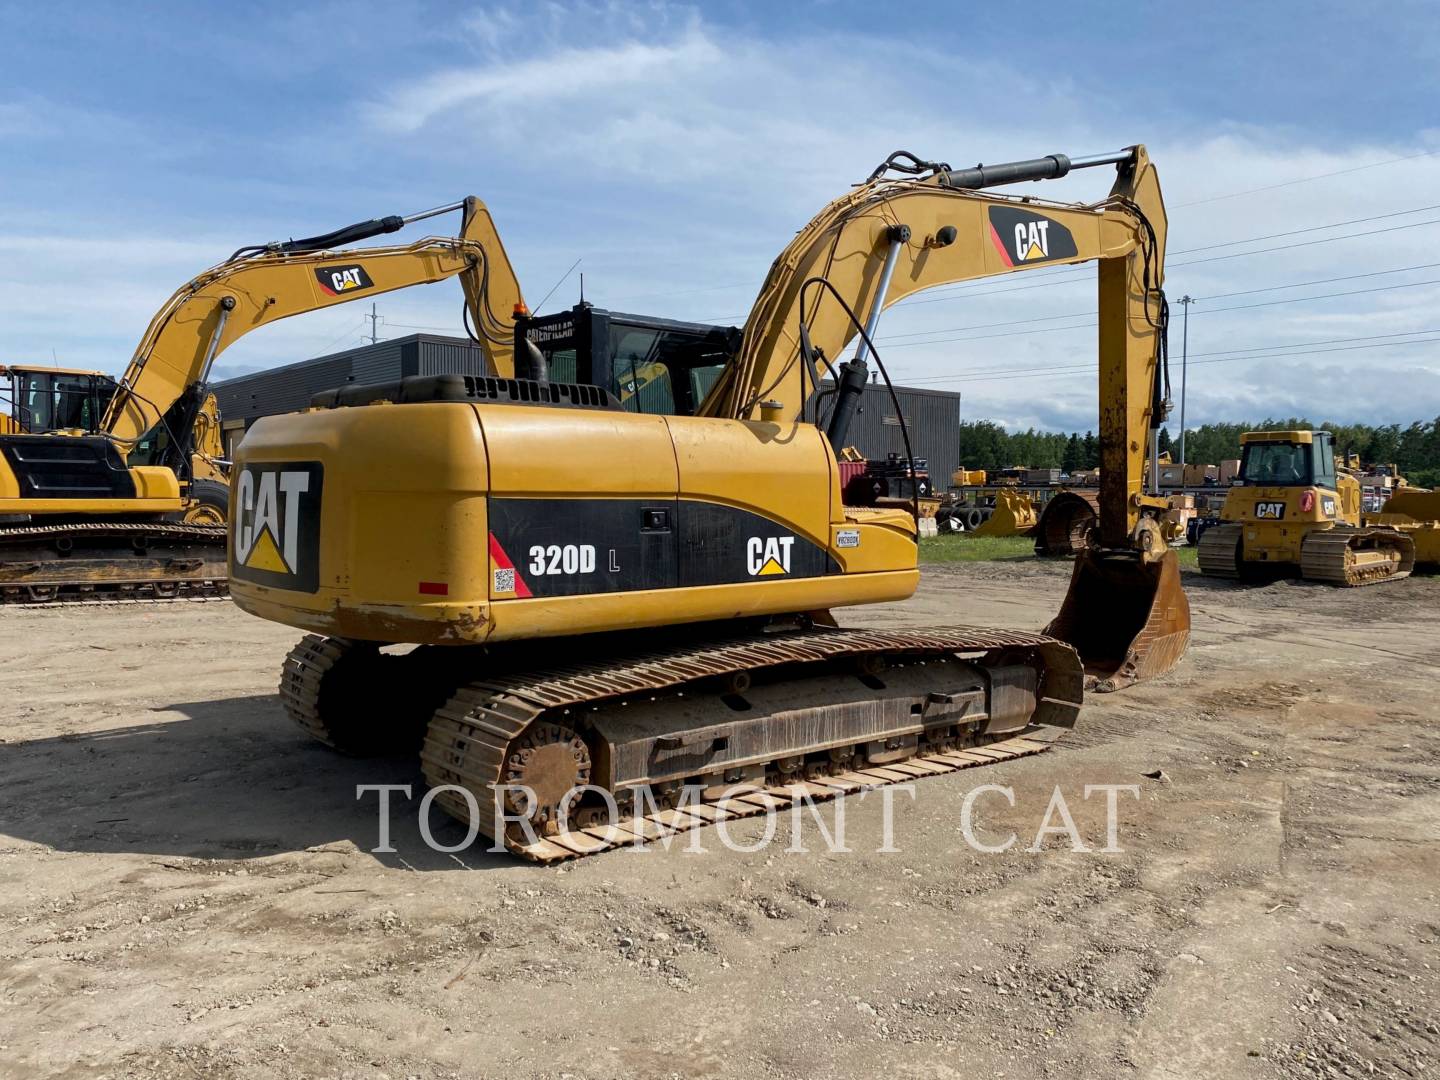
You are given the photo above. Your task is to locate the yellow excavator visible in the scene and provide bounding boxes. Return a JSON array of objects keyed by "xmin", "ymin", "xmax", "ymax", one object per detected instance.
[
  {"xmin": 229, "ymin": 145, "xmax": 1191, "ymax": 860},
  {"xmin": 1, "ymin": 363, "xmax": 231, "ymax": 521},
  {"xmin": 1197, "ymin": 430, "xmax": 1415, "ymax": 585},
  {"xmin": 0, "ymin": 199, "xmax": 520, "ymax": 603}
]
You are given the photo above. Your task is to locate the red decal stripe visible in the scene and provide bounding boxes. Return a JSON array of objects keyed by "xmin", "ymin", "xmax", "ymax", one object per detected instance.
[
  {"xmin": 988, "ymin": 222, "xmax": 1014, "ymax": 268},
  {"xmin": 487, "ymin": 532, "xmax": 532, "ymax": 598}
]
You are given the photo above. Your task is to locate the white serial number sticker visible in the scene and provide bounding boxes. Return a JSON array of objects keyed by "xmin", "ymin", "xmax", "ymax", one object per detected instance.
[{"xmin": 836, "ymin": 529, "xmax": 861, "ymax": 549}]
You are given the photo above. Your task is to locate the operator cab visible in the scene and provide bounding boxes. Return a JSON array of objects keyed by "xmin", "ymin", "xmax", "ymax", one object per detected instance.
[
  {"xmin": 515, "ymin": 303, "xmax": 740, "ymax": 417},
  {"xmin": 0, "ymin": 365, "xmax": 117, "ymax": 434},
  {"xmin": 1237, "ymin": 430, "xmax": 1338, "ymax": 490}
]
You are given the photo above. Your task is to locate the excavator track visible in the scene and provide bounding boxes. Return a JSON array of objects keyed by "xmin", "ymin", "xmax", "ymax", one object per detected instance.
[
  {"xmin": 1299, "ymin": 526, "xmax": 1416, "ymax": 587},
  {"xmin": 281, "ymin": 624, "xmax": 1084, "ymax": 862},
  {"xmin": 0, "ymin": 522, "xmax": 228, "ymax": 605},
  {"xmin": 1196, "ymin": 523, "xmax": 1243, "ymax": 578}
]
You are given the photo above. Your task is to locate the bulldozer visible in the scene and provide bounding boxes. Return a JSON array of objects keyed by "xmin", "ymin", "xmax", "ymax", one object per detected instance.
[
  {"xmin": 0, "ymin": 198, "xmax": 520, "ymax": 603},
  {"xmin": 229, "ymin": 145, "xmax": 1191, "ymax": 860},
  {"xmin": 1197, "ymin": 430, "xmax": 1415, "ymax": 585},
  {"xmin": 1369, "ymin": 487, "xmax": 1440, "ymax": 570}
]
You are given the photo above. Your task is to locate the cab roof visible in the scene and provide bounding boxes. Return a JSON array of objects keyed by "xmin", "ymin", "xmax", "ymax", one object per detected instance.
[
  {"xmin": 0, "ymin": 364, "xmax": 112, "ymax": 379},
  {"xmin": 1239, "ymin": 430, "xmax": 1324, "ymax": 445}
]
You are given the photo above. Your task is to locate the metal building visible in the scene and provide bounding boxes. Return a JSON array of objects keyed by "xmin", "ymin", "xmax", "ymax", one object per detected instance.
[
  {"xmin": 845, "ymin": 383, "xmax": 963, "ymax": 486},
  {"xmin": 212, "ymin": 334, "xmax": 489, "ymax": 455},
  {"xmin": 213, "ymin": 337, "xmax": 962, "ymax": 479}
]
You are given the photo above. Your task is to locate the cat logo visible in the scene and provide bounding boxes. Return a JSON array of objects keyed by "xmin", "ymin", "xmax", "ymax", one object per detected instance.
[
  {"xmin": 1322, "ymin": 496, "xmax": 1337, "ymax": 518},
  {"xmin": 232, "ymin": 462, "xmax": 324, "ymax": 592},
  {"xmin": 747, "ymin": 535, "xmax": 794, "ymax": 576},
  {"xmin": 986, "ymin": 206, "xmax": 1079, "ymax": 268},
  {"xmin": 313, "ymin": 264, "xmax": 374, "ymax": 297},
  {"xmin": 1254, "ymin": 501, "xmax": 1286, "ymax": 520}
]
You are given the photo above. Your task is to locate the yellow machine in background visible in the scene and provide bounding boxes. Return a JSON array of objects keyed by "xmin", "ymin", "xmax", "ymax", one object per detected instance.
[
  {"xmin": 1197, "ymin": 430, "xmax": 1415, "ymax": 585},
  {"xmin": 1, "ymin": 363, "xmax": 232, "ymax": 523},
  {"xmin": 1371, "ymin": 487, "xmax": 1440, "ymax": 569},
  {"xmin": 0, "ymin": 198, "xmax": 521, "ymax": 603},
  {"xmin": 231, "ymin": 146, "xmax": 1191, "ymax": 859},
  {"xmin": 970, "ymin": 489, "xmax": 1039, "ymax": 537}
]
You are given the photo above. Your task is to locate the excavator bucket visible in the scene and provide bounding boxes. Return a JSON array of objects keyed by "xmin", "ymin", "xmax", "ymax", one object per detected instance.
[
  {"xmin": 1044, "ymin": 548, "xmax": 1190, "ymax": 693},
  {"xmin": 972, "ymin": 490, "xmax": 1039, "ymax": 537}
]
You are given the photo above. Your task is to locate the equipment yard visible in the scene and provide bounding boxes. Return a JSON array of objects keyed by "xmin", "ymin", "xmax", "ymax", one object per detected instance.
[{"xmin": 3, "ymin": 560, "xmax": 1436, "ymax": 1080}]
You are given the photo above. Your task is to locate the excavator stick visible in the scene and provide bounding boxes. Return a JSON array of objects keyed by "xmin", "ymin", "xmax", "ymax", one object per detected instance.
[{"xmin": 1044, "ymin": 548, "xmax": 1190, "ymax": 693}]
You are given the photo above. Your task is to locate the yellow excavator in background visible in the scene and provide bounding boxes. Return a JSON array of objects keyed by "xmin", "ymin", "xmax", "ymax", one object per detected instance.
[
  {"xmin": 0, "ymin": 198, "xmax": 521, "ymax": 603},
  {"xmin": 230, "ymin": 145, "xmax": 1191, "ymax": 860},
  {"xmin": 1197, "ymin": 430, "xmax": 1415, "ymax": 585},
  {"xmin": 1, "ymin": 363, "xmax": 231, "ymax": 521}
]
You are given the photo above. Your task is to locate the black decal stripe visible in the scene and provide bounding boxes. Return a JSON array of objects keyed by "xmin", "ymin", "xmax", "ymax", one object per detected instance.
[{"xmin": 486, "ymin": 497, "xmax": 837, "ymax": 598}]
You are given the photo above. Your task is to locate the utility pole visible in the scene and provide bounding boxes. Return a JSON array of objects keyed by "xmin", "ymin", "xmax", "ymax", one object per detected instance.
[
  {"xmin": 1178, "ymin": 295, "xmax": 1195, "ymax": 466},
  {"xmin": 365, "ymin": 303, "xmax": 380, "ymax": 345}
]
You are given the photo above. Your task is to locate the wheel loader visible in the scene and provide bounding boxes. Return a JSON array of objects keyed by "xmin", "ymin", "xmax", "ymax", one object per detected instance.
[
  {"xmin": 1197, "ymin": 430, "xmax": 1415, "ymax": 585},
  {"xmin": 229, "ymin": 145, "xmax": 1192, "ymax": 861},
  {"xmin": 0, "ymin": 198, "xmax": 519, "ymax": 604}
]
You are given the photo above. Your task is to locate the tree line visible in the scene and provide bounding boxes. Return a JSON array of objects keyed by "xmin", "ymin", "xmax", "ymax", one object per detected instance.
[{"xmin": 956, "ymin": 417, "xmax": 1440, "ymax": 488}]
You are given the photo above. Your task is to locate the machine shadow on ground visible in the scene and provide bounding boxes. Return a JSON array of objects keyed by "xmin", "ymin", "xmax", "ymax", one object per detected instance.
[{"xmin": 0, "ymin": 693, "xmax": 513, "ymax": 872}]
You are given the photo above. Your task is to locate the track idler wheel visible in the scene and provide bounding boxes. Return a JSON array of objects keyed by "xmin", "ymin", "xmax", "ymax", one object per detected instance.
[{"xmin": 1045, "ymin": 546, "xmax": 1190, "ymax": 693}]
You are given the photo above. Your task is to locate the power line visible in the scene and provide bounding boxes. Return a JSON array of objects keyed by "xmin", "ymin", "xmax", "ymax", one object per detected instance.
[
  {"xmin": 880, "ymin": 273, "xmax": 1440, "ymax": 350},
  {"xmin": 1171, "ymin": 148, "xmax": 1440, "ymax": 209},
  {"xmin": 893, "ymin": 328, "xmax": 1440, "ymax": 382},
  {"xmin": 899, "ymin": 211, "xmax": 1440, "ymax": 307},
  {"xmin": 380, "ymin": 321, "xmax": 466, "ymax": 334},
  {"xmin": 896, "ymin": 334, "xmax": 1440, "ymax": 386}
]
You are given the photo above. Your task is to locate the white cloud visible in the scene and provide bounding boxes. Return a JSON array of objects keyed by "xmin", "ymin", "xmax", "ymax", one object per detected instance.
[{"xmin": 7, "ymin": 4, "xmax": 1440, "ymax": 435}]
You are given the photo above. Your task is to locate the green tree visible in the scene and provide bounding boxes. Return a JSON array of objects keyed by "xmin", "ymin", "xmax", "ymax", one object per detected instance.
[{"xmin": 1061, "ymin": 433, "xmax": 1083, "ymax": 472}]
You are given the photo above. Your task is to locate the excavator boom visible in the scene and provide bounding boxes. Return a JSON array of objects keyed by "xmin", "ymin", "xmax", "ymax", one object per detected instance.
[
  {"xmin": 0, "ymin": 198, "xmax": 525, "ymax": 604},
  {"xmin": 708, "ymin": 145, "xmax": 1187, "ymax": 686}
]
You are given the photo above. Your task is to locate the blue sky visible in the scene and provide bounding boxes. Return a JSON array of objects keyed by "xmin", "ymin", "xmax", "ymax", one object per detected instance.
[{"xmin": 3, "ymin": 0, "xmax": 1438, "ymax": 432}]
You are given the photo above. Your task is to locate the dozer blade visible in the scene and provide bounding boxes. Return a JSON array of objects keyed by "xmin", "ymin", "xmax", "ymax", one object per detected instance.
[{"xmin": 1044, "ymin": 548, "xmax": 1190, "ymax": 693}]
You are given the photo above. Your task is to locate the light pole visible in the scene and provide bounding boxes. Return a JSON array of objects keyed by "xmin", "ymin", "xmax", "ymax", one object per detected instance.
[{"xmin": 1178, "ymin": 295, "xmax": 1195, "ymax": 466}]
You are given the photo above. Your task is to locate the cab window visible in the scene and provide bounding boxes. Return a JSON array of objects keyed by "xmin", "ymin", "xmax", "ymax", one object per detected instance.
[
  {"xmin": 1240, "ymin": 442, "xmax": 1310, "ymax": 486},
  {"xmin": 1311, "ymin": 437, "xmax": 1337, "ymax": 490}
]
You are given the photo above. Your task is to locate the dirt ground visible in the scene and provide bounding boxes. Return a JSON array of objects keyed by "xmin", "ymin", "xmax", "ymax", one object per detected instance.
[{"xmin": 2, "ymin": 563, "xmax": 1437, "ymax": 1080}]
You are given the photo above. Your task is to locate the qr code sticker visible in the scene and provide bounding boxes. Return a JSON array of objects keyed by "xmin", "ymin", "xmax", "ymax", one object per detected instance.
[{"xmin": 493, "ymin": 568, "xmax": 516, "ymax": 594}]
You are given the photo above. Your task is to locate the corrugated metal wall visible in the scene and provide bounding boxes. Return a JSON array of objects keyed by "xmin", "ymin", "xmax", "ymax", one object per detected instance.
[
  {"xmin": 214, "ymin": 335, "xmax": 488, "ymax": 426},
  {"xmin": 844, "ymin": 384, "xmax": 962, "ymax": 485},
  {"xmin": 415, "ymin": 338, "xmax": 491, "ymax": 376}
]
